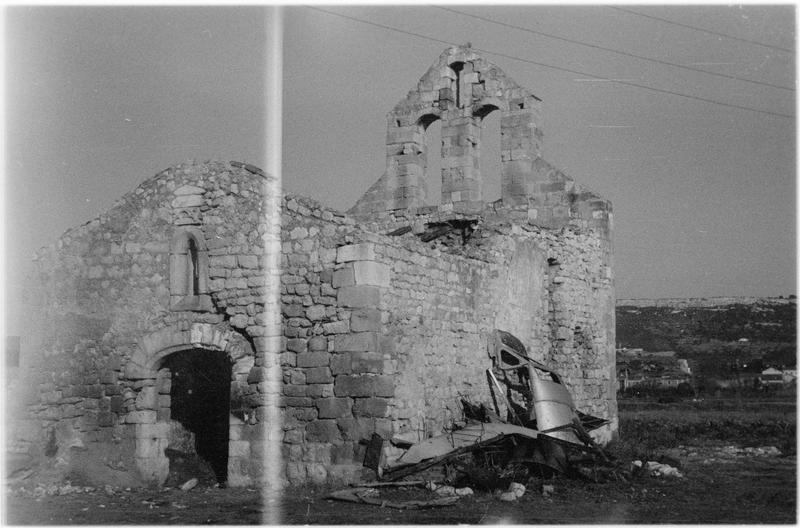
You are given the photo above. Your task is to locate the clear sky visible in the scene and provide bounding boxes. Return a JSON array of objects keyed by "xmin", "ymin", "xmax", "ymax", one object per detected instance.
[{"xmin": 3, "ymin": 5, "xmax": 796, "ymax": 334}]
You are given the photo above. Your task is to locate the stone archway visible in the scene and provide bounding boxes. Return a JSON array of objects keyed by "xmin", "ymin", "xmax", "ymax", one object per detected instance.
[{"xmin": 123, "ymin": 323, "xmax": 255, "ymax": 486}]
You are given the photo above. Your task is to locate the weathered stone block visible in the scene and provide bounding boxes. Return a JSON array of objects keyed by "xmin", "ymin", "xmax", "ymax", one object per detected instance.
[
  {"xmin": 284, "ymin": 396, "xmax": 314, "ymax": 408},
  {"xmin": 305, "ymin": 420, "xmax": 341, "ymax": 442},
  {"xmin": 316, "ymin": 397, "xmax": 352, "ymax": 419},
  {"xmin": 286, "ymin": 339, "xmax": 307, "ymax": 353},
  {"xmin": 353, "ymin": 261, "xmax": 390, "ymax": 287},
  {"xmin": 174, "ymin": 184, "xmax": 205, "ymax": 196},
  {"xmin": 110, "ymin": 395, "xmax": 124, "ymax": 413},
  {"xmin": 334, "ymin": 332, "xmax": 377, "ymax": 352},
  {"xmin": 350, "ymin": 309, "xmax": 381, "ymax": 332},
  {"xmin": 305, "ymin": 383, "xmax": 334, "ymax": 398},
  {"xmin": 248, "ymin": 367, "xmax": 276, "ymax": 383},
  {"xmin": 332, "ymin": 268, "xmax": 355, "ymax": 288},
  {"xmin": 330, "ymin": 442, "xmax": 355, "ymax": 465},
  {"xmin": 336, "ymin": 243, "xmax": 376, "ymax": 263},
  {"xmin": 296, "ymin": 352, "xmax": 330, "ymax": 368},
  {"xmin": 284, "ymin": 429, "xmax": 304, "ymax": 444},
  {"xmin": 306, "ymin": 305, "xmax": 327, "ymax": 321},
  {"xmin": 337, "ymin": 286, "xmax": 381, "ymax": 308},
  {"xmin": 350, "ymin": 352, "xmax": 384, "ymax": 374},
  {"xmin": 336, "ymin": 416, "xmax": 375, "ymax": 442},
  {"xmin": 353, "ymin": 397, "xmax": 389, "ymax": 417},
  {"xmin": 283, "ymin": 384, "xmax": 307, "ymax": 397},
  {"xmin": 283, "ymin": 303, "xmax": 305, "ymax": 318},
  {"xmin": 238, "ymin": 255, "xmax": 259, "ymax": 269},
  {"xmin": 308, "ymin": 336, "xmax": 327, "ymax": 351},
  {"xmin": 334, "ymin": 375, "xmax": 394, "ymax": 398},
  {"xmin": 97, "ymin": 411, "xmax": 115, "ymax": 427},
  {"xmin": 330, "ymin": 354, "xmax": 352, "ymax": 375},
  {"xmin": 323, "ymin": 321, "xmax": 350, "ymax": 335},
  {"xmin": 304, "ymin": 367, "xmax": 333, "ymax": 384},
  {"xmin": 230, "ymin": 314, "xmax": 249, "ymax": 329}
]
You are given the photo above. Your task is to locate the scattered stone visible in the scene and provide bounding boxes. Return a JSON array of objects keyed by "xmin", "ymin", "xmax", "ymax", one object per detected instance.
[
  {"xmin": 645, "ymin": 461, "xmax": 683, "ymax": 478},
  {"xmin": 180, "ymin": 478, "xmax": 198, "ymax": 491},
  {"xmin": 433, "ymin": 485, "xmax": 456, "ymax": 497},
  {"xmin": 498, "ymin": 491, "xmax": 517, "ymax": 502},
  {"xmin": 509, "ymin": 482, "xmax": 525, "ymax": 498}
]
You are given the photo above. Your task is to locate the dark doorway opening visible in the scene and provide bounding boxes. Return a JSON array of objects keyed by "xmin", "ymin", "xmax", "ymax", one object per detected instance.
[{"xmin": 163, "ymin": 349, "xmax": 232, "ymax": 484}]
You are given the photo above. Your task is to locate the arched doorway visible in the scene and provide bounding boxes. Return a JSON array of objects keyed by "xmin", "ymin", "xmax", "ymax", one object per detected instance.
[
  {"xmin": 125, "ymin": 323, "xmax": 258, "ymax": 487},
  {"xmin": 161, "ymin": 349, "xmax": 232, "ymax": 484}
]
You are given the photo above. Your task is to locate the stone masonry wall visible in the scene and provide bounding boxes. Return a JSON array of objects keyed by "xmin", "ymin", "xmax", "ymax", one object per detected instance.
[
  {"xmin": 279, "ymin": 192, "xmax": 615, "ymax": 485},
  {"xmin": 13, "ymin": 161, "xmax": 279, "ymax": 487},
  {"xmin": 14, "ymin": 162, "xmax": 614, "ymax": 489},
  {"xmin": 376, "ymin": 218, "xmax": 616, "ymax": 443}
]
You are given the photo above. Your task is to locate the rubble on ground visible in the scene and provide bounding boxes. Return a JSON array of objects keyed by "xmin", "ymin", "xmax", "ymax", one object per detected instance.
[
  {"xmin": 662, "ymin": 445, "xmax": 785, "ymax": 466},
  {"xmin": 631, "ymin": 460, "xmax": 684, "ymax": 478},
  {"xmin": 337, "ymin": 330, "xmax": 627, "ymax": 507},
  {"xmin": 365, "ymin": 331, "xmax": 612, "ymax": 482}
]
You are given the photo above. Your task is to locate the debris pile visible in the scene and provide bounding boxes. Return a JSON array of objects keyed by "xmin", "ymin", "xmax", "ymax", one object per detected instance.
[
  {"xmin": 10, "ymin": 482, "xmax": 98, "ymax": 498},
  {"xmin": 330, "ymin": 330, "xmax": 621, "ymax": 507}
]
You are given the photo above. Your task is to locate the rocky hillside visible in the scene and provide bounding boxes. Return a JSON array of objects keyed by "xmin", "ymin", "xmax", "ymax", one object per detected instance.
[{"xmin": 616, "ymin": 297, "xmax": 796, "ymax": 369}]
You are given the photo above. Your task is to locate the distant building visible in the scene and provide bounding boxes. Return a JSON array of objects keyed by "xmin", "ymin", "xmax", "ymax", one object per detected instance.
[
  {"xmin": 620, "ymin": 376, "xmax": 647, "ymax": 391},
  {"xmin": 760, "ymin": 367, "xmax": 785, "ymax": 386},
  {"xmin": 656, "ymin": 376, "xmax": 690, "ymax": 389}
]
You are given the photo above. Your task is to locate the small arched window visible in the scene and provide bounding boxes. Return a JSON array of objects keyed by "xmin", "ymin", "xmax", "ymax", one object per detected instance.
[
  {"xmin": 170, "ymin": 228, "xmax": 212, "ymax": 312},
  {"xmin": 188, "ymin": 237, "xmax": 200, "ymax": 296}
]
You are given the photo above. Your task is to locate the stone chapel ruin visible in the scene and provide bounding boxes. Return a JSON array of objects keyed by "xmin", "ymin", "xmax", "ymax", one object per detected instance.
[{"xmin": 7, "ymin": 45, "xmax": 616, "ymax": 488}]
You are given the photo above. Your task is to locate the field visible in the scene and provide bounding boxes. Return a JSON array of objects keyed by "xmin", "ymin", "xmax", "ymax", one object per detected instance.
[
  {"xmin": 6, "ymin": 396, "xmax": 795, "ymax": 524},
  {"xmin": 617, "ymin": 396, "xmax": 796, "ymax": 456}
]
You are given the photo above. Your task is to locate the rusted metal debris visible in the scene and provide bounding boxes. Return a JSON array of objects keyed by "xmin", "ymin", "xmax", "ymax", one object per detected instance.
[
  {"xmin": 487, "ymin": 330, "xmax": 609, "ymax": 460},
  {"xmin": 365, "ymin": 330, "xmax": 612, "ymax": 484}
]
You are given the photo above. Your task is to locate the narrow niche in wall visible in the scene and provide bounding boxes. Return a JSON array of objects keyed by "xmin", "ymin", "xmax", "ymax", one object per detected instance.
[{"xmin": 170, "ymin": 228, "xmax": 213, "ymax": 311}]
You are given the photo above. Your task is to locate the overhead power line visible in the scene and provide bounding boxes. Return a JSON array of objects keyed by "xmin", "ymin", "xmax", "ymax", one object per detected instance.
[
  {"xmin": 608, "ymin": 6, "xmax": 794, "ymax": 54},
  {"xmin": 437, "ymin": 6, "xmax": 794, "ymax": 92},
  {"xmin": 305, "ymin": 6, "xmax": 794, "ymax": 120}
]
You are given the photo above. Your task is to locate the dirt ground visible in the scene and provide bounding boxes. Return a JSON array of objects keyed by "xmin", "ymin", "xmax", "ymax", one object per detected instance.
[{"xmin": 5, "ymin": 445, "xmax": 795, "ymax": 524}]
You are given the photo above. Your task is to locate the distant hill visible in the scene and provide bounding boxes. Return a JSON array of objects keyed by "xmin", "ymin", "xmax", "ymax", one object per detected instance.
[{"xmin": 616, "ymin": 297, "xmax": 796, "ymax": 371}]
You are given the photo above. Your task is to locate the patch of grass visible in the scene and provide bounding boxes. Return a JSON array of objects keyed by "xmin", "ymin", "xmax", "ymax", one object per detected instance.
[{"xmin": 613, "ymin": 400, "xmax": 796, "ymax": 460}]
